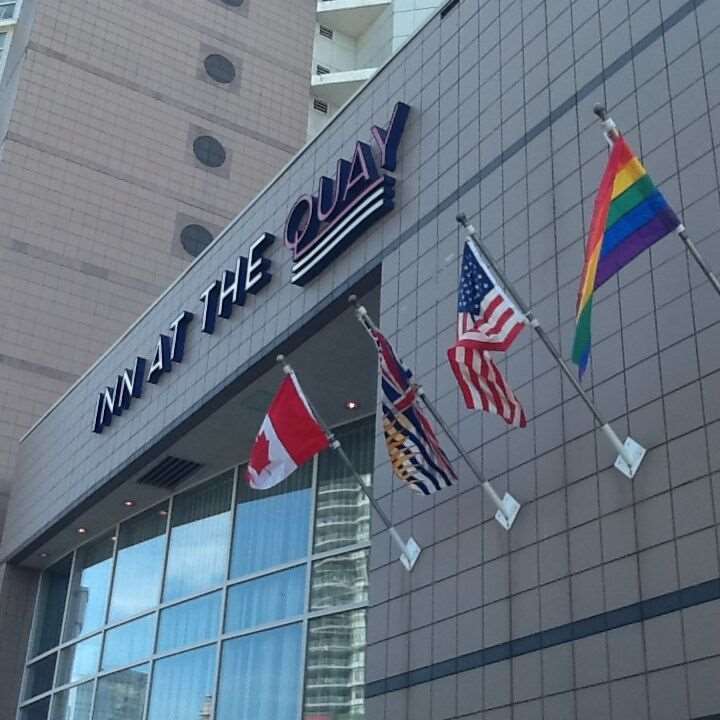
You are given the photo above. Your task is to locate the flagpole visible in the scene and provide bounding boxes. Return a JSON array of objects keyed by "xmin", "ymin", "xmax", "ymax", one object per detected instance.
[
  {"xmin": 593, "ymin": 104, "xmax": 720, "ymax": 299},
  {"xmin": 349, "ymin": 297, "xmax": 522, "ymax": 530},
  {"xmin": 276, "ymin": 355, "xmax": 421, "ymax": 571},
  {"xmin": 456, "ymin": 214, "xmax": 647, "ymax": 479}
]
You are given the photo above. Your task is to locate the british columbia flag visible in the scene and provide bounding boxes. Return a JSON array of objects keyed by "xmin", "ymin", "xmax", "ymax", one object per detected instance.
[{"xmin": 370, "ymin": 327, "xmax": 456, "ymax": 495}]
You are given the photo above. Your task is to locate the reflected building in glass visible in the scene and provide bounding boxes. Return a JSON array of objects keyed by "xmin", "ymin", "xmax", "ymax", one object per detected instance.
[{"xmin": 18, "ymin": 420, "xmax": 373, "ymax": 720}]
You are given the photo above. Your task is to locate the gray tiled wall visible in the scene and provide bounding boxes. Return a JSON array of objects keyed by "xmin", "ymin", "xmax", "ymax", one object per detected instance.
[
  {"xmin": 4, "ymin": 0, "xmax": 720, "ymax": 718},
  {"xmin": 362, "ymin": 0, "xmax": 720, "ymax": 718}
]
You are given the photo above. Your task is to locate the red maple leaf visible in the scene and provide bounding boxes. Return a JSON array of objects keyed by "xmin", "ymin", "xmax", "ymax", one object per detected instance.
[{"xmin": 249, "ymin": 431, "xmax": 272, "ymax": 475}]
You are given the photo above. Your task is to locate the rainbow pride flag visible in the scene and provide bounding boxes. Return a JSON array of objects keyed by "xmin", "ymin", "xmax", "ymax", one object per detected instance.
[{"xmin": 572, "ymin": 136, "xmax": 680, "ymax": 377}]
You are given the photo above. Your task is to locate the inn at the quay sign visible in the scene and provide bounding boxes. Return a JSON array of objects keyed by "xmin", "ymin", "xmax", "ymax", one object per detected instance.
[{"xmin": 92, "ymin": 102, "xmax": 410, "ymax": 434}]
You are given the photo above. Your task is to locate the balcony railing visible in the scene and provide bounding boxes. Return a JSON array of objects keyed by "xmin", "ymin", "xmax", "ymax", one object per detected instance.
[{"xmin": 0, "ymin": 1, "xmax": 16, "ymax": 22}]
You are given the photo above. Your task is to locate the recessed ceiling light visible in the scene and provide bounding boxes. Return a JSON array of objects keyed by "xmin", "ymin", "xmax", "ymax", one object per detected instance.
[
  {"xmin": 345, "ymin": 400, "xmax": 359, "ymax": 410},
  {"xmin": 39, "ymin": 552, "xmax": 48, "ymax": 558},
  {"xmin": 77, "ymin": 527, "xmax": 87, "ymax": 534},
  {"xmin": 111, "ymin": 536, "xmax": 117, "ymax": 542},
  {"xmin": 158, "ymin": 509, "xmax": 168, "ymax": 516},
  {"xmin": 123, "ymin": 500, "xmax": 136, "ymax": 508}
]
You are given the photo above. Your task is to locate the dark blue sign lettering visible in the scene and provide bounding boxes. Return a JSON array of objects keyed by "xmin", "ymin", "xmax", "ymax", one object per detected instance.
[
  {"xmin": 169, "ymin": 311, "xmax": 193, "ymax": 362},
  {"xmin": 92, "ymin": 357, "xmax": 146, "ymax": 433},
  {"xmin": 91, "ymin": 102, "xmax": 408, "ymax": 433},
  {"xmin": 284, "ymin": 101, "xmax": 410, "ymax": 286}
]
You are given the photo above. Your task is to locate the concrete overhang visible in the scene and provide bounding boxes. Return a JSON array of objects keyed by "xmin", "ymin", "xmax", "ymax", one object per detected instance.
[
  {"xmin": 316, "ymin": 0, "xmax": 391, "ymax": 37},
  {"xmin": 312, "ymin": 67, "xmax": 377, "ymax": 107},
  {"xmin": 15, "ymin": 280, "xmax": 381, "ymax": 570}
]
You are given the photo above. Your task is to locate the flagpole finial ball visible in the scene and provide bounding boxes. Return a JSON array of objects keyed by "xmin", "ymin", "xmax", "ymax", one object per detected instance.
[
  {"xmin": 348, "ymin": 294, "xmax": 358, "ymax": 305},
  {"xmin": 593, "ymin": 104, "xmax": 608, "ymax": 120},
  {"xmin": 456, "ymin": 212, "xmax": 468, "ymax": 227}
]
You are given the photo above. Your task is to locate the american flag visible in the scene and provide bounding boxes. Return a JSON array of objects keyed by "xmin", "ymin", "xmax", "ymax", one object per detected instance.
[
  {"xmin": 447, "ymin": 240, "xmax": 528, "ymax": 428},
  {"xmin": 370, "ymin": 327, "xmax": 456, "ymax": 495}
]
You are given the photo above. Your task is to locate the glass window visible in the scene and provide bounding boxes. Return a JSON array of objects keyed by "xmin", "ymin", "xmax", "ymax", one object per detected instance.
[
  {"xmin": 64, "ymin": 534, "xmax": 114, "ymax": 640},
  {"xmin": 304, "ymin": 609, "xmax": 367, "ymax": 720},
  {"xmin": 24, "ymin": 653, "xmax": 56, "ymax": 700},
  {"xmin": 163, "ymin": 473, "xmax": 233, "ymax": 603},
  {"xmin": 225, "ymin": 566, "xmax": 305, "ymax": 634},
  {"xmin": 156, "ymin": 592, "xmax": 221, "ymax": 654},
  {"xmin": 20, "ymin": 697, "xmax": 50, "ymax": 720},
  {"xmin": 146, "ymin": 645, "xmax": 216, "ymax": 720},
  {"xmin": 108, "ymin": 504, "xmax": 168, "ymax": 623},
  {"xmin": 92, "ymin": 664, "xmax": 149, "ymax": 720},
  {"xmin": 230, "ymin": 464, "xmax": 312, "ymax": 579},
  {"xmin": 22, "ymin": 419, "xmax": 374, "ymax": 720},
  {"xmin": 32, "ymin": 555, "xmax": 72, "ymax": 656},
  {"xmin": 101, "ymin": 615, "xmax": 154, "ymax": 672},
  {"xmin": 57, "ymin": 634, "xmax": 101, "ymax": 686},
  {"xmin": 314, "ymin": 421, "xmax": 371, "ymax": 553},
  {"xmin": 310, "ymin": 549, "xmax": 369, "ymax": 610},
  {"xmin": 50, "ymin": 681, "xmax": 94, "ymax": 720},
  {"xmin": 216, "ymin": 624, "xmax": 303, "ymax": 720}
]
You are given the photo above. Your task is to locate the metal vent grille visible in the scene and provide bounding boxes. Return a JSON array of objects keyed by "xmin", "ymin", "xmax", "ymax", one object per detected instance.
[
  {"xmin": 316, "ymin": 64, "xmax": 331, "ymax": 75},
  {"xmin": 319, "ymin": 24, "xmax": 333, "ymax": 39},
  {"xmin": 313, "ymin": 98, "xmax": 328, "ymax": 113},
  {"xmin": 136, "ymin": 456, "xmax": 201, "ymax": 489}
]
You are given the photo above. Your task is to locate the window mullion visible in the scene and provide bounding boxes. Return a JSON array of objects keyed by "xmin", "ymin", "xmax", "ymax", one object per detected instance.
[
  {"xmin": 155, "ymin": 495, "xmax": 174, "ymax": 610},
  {"xmin": 140, "ymin": 658, "xmax": 154, "ymax": 720},
  {"xmin": 103, "ymin": 521, "xmax": 121, "ymax": 628},
  {"xmin": 86, "ymin": 678, "xmax": 99, "ymax": 720},
  {"xmin": 297, "ymin": 452, "xmax": 320, "ymax": 720},
  {"xmin": 207, "ymin": 464, "xmax": 238, "ymax": 720},
  {"xmin": 56, "ymin": 551, "xmax": 77, "ymax": 663}
]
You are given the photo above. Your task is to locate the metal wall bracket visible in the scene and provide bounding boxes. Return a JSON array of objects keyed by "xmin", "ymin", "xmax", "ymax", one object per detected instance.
[
  {"xmin": 614, "ymin": 437, "xmax": 647, "ymax": 479},
  {"xmin": 495, "ymin": 492, "xmax": 521, "ymax": 531},
  {"xmin": 400, "ymin": 537, "xmax": 422, "ymax": 571}
]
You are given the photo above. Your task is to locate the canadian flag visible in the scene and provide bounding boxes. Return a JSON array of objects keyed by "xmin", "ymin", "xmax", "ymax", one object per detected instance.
[{"xmin": 246, "ymin": 372, "xmax": 330, "ymax": 490}]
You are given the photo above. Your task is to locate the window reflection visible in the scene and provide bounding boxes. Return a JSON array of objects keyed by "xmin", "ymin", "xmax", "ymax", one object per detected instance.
[
  {"xmin": 20, "ymin": 697, "xmax": 50, "ymax": 720},
  {"xmin": 225, "ymin": 566, "xmax": 305, "ymax": 633},
  {"xmin": 146, "ymin": 645, "xmax": 216, "ymax": 720},
  {"xmin": 64, "ymin": 534, "xmax": 114, "ymax": 640},
  {"xmin": 24, "ymin": 418, "xmax": 374, "ymax": 720},
  {"xmin": 50, "ymin": 681, "xmax": 93, "ymax": 720},
  {"xmin": 92, "ymin": 664, "xmax": 149, "ymax": 720},
  {"xmin": 24, "ymin": 652, "xmax": 56, "ymax": 700},
  {"xmin": 216, "ymin": 624, "xmax": 302, "ymax": 720},
  {"xmin": 310, "ymin": 550, "xmax": 368, "ymax": 611},
  {"xmin": 32, "ymin": 555, "xmax": 72, "ymax": 656},
  {"xmin": 57, "ymin": 634, "xmax": 101, "ymax": 686},
  {"xmin": 304, "ymin": 610, "xmax": 367, "ymax": 720},
  {"xmin": 163, "ymin": 472, "xmax": 233, "ymax": 603},
  {"xmin": 314, "ymin": 421, "xmax": 371, "ymax": 553},
  {"xmin": 101, "ymin": 615, "xmax": 154, "ymax": 672},
  {"xmin": 156, "ymin": 592, "xmax": 221, "ymax": 654},
  {"xmin": 230, "ymin": 464, "xmax": 312, "ymax": 578},
  {"xmin": 108, "ymin": 504, "xmax": 168, "ymax": 623}
]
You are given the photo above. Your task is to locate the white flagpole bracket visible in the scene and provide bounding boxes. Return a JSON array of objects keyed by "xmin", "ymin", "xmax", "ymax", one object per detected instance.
[
  {"xmin": 391, "ymin": 529, "xmax": 422, "ymax": 571},
  {"xmin": 614, "ymin": 438, "xmax": 647, "ymax": 479},
  {"xmin": 601, "ymin": 423, "xmax": 646, "ymax": 479},
  {"xmin": 494, "ymin": 493, "xmax": 521, "ymax": 531}
]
